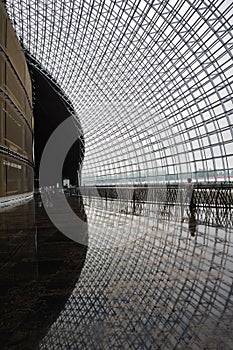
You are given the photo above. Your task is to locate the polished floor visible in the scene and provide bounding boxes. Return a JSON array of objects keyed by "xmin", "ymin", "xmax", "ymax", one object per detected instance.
[{"xmin": 0, "ymin": 195, "xmax": 233, "ymax": 349}]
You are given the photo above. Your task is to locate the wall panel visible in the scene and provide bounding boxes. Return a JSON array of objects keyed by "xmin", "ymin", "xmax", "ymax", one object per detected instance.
[{"xmin": 0, "ymin": 1, "xmax": 33, "ymax": 200}]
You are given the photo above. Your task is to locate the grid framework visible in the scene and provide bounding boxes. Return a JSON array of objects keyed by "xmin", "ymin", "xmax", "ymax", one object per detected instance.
[{"xmin": 4, "ymin": 0, "xmax": 233, "ymax": 185}]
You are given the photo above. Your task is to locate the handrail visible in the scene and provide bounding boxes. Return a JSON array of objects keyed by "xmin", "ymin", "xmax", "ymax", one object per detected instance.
[{"xmin": 79, "ymin": 184, "xmax": 233, "ymax": 208}]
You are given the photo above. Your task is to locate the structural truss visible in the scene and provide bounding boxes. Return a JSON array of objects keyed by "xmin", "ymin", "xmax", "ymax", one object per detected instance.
[{"xmin": 5, "ymin": 0, "xmax": 233, "ymax": 185}]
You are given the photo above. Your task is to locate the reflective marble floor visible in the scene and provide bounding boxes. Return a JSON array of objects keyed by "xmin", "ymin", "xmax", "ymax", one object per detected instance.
[{"xmin": 0, "ymin": 196, "xmax": 233, "ymax": 349}]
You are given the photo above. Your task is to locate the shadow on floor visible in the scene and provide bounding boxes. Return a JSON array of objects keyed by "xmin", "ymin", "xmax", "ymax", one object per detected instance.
[{"xmin": 0, "ymin": 195, "xmax": 88, "ymax": 350}]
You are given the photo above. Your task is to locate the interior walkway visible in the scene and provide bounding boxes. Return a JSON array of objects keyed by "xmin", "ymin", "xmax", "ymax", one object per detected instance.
[{"xmin": 0, "ymin": 195, "xmax": 233, "ymax": 349}]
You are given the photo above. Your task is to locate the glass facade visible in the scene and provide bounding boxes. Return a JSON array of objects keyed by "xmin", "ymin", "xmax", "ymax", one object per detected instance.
[
  {"xmin": 5, "ymin": 0, "xmax": 233, "ymax": 186},
  {"xmin": 1, "ymin": 2, "xmax": 233, "ymax": 349}
]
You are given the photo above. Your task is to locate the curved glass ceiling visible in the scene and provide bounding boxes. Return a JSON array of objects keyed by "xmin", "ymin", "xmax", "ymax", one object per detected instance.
[{"xmin": 5, "ymin": 0, "xmax": 233, "ymax": 185}]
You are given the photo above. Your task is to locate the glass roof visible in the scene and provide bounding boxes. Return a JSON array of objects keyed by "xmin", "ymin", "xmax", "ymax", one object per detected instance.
[{"xmin": 5, "ymin": 0, "xmax": 233, "ymax": 184}]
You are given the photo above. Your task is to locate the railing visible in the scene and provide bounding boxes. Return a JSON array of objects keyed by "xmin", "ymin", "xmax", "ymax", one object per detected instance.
[
  {"xmin": 78, "ymin": 184, "xmax": 233, "ymax": 230},
  {"xmin": 79, "ymin": 183, "xmax": 233, "ymax": 208}
]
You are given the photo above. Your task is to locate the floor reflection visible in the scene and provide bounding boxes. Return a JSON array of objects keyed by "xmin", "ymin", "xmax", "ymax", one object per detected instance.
[
  {"xmin": 1, "ymin": 195, "xmax": 233, "ymax": 349},
  {"xmin": 40, "ymin": 197, "xmax": 233, "ymax": 350},
  {"xmin": 0, "ymin": 197, "xmax": 88, "ymax": 350}
]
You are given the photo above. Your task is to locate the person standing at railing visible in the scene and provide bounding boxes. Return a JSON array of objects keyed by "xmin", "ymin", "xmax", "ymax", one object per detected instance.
[
  {"xmin": 105, "ymin": 189, "xmax": 108, "ymax": 209},
  {"xmin": 185, "ymin": 178, "xmax": 194, "ymax": 208},
  {"xmin": 181, "ymin": 178, "xmax": 194, "ymax": 222},
  {"xmin": 132, "ymin": 189, "xmax": 136, "ymax": 214}
]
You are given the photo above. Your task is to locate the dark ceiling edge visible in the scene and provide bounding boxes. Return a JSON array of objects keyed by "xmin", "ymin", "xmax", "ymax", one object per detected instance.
[
  {"xmin": 24, "ymin": 49, "xmax": 84, "ymax": 139},
  {"xmin": 25, "ymin": 51, "xmax": 75, "ymax": 114},
  {"xmin": 28, "ymin": 54, "xmax": 85, "ymax": 185}
]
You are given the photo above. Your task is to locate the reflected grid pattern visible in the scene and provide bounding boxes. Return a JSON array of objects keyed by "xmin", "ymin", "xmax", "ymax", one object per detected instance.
[
  {"xmin": 5, "ymin": 0, "xmax": 233, "ymax": 185},
  {"xmin": 39, "ymin": 201, "xmax": 233, "ymax": 349}
]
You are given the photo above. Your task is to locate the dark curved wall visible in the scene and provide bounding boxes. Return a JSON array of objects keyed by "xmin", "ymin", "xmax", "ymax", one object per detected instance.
[{"xmin": 29, "ymin": 63, "xmax": 84, "ymax": 187}]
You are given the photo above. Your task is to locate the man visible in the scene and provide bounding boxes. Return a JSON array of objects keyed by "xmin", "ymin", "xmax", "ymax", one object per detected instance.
[
  {"xmin": 181, "ymin": 178, "xmax": 194, "ymax": 223},
  {"xmin": 185, "ymin": 178, "xmax": 193, "ymax": 206}
]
